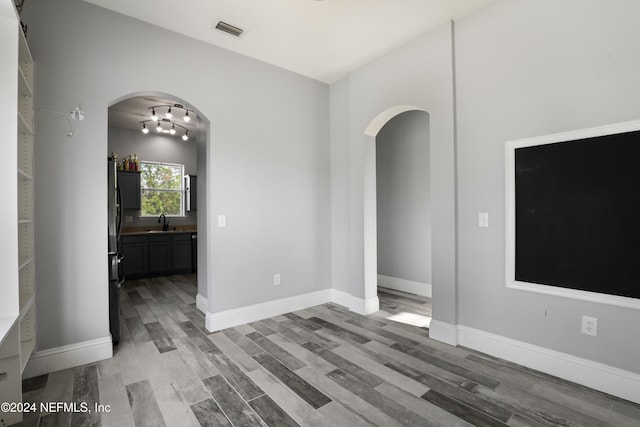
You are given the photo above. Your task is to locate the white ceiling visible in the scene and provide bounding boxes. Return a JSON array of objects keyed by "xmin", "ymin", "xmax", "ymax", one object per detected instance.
[{"xmin": 83, "ymin": 0, "xmax": 494, "ymax": 84}]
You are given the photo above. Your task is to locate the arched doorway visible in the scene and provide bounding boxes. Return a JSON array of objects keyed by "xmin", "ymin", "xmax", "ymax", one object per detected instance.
[
  {"xmin": 362, "ymin": 105, "xmax": 431, "ymax": 313},
  {"xmin": 107, "ymin": 91, "xmax": 211, "ymax": 317}
]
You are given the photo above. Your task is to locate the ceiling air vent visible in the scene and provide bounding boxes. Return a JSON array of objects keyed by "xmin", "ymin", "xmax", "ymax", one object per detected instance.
[{"xmin": 214, "ymin": 21, "xmax": 244, "ymax": 38}]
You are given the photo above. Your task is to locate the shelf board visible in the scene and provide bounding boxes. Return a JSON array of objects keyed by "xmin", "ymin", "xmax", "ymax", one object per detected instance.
[
  {"xmin": 19, "ymin": 257, "xmax": 34, "ymax": 271},
  {"xmin": 18, "ymin": 111, "xmax": 34, "ymax": 135},
  {"xmin": 18, "ymin": 167, "xmax": 33, "ymax": 180},
  {"xmin": 18, "ymin": 29, "xmax": 33, "ymax": 65},
  {"xmin": 18, "ymin": 66, "xmax": 33, "ymax": 98},
  {"xmin": 19, "ymin": 295, "xmax": 35, "ymax": 320}
]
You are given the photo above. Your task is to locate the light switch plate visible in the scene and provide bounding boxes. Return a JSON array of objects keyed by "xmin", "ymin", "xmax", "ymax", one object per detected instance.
[
  {"xmin": 478, "ymin": 212, "xmax": 489, "ymax": 228},
  {"xmin": 218, "ymin": 214, "xmax": 227, "ymax": 227}
]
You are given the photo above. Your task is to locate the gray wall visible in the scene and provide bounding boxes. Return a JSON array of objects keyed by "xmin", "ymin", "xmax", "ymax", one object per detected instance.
[
  {"xmin": 23, "ymin": 0, "xmax": 330, "ymax": 351},
  {"xmin": 329, "ymin": 78, "xmax": 351, "ymax": 295},
  {"xmin": 330, "ymin": 22, "xmax": 457, "ymax": 322},
  {"xmin": 108, "ymin": 126, "xmax": 198, "ymax": 228},
  {"xmin": 330, "ymin": 0, "xmax": 640, "ymax": 376},
  {"xmin": 376, "ymin": 111, "xmax": 431, "ymax": 284},
  {"xmin": 455, "ymin": 0, "xmax": 640, "ymax": 373}
]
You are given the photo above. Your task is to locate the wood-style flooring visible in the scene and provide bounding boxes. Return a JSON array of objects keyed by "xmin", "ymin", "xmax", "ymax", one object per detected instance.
[{"xmin": 16, "ymin": 274, "xmax": 640, "ymax": 426}]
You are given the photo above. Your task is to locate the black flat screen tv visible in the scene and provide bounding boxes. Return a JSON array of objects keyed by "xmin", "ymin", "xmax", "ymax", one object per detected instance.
[{"xmin": 506, "ymin": 121, "xmax": 640, "ymax": 307}]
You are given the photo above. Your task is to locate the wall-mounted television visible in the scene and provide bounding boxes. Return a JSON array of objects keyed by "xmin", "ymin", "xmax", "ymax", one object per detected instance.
[{"xmin": 505, "ymin": 120, "xmax": 640, "ymax": 309}]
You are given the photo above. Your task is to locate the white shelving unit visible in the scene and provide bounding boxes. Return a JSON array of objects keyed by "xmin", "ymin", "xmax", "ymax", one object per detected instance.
[
  {"xmin": 0, "ymin": 7, "xmax": 35, "ymax": 423},
  {"xmin": 16, "ymin": 22, "xmax": 36, "ymax": 376}
]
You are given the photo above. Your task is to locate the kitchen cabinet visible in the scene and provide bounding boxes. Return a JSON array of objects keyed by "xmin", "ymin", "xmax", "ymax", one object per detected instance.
[
  {"xmin": 120, "ymin": 235, "xmax": 148, "ymax": 277},
  {"xmin": 1, "ymin": 17, "xmax": 35, "ymax": 426},
  {"xmin": 118, "ymin": 171, "xmax": 141, "ymax": 210},
  {"xmin": 149, "ymin": 234, "xmax": 172, "ymax": 275},
  {"xmin": 121, "ymin": 232, "xmax": 192, "ymax": 278},
  {"xmin": 172, "ymin": 233, "xmax": 192, "ymax": 273},
  {"xmin": 185, "ymin": 175, "xmax": 197, "ymax": 211}
]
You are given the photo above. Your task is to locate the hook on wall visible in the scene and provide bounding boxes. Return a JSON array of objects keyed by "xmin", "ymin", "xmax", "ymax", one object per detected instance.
[
  {"xmin": 69, "ymin": 107, "xmax": 85, "ymax": 121},
  {"xmin": 39, "ymin": 106, "xmax": 86, "ymax": 137}
]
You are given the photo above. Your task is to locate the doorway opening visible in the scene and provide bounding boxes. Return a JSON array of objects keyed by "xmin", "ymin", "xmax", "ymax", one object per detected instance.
[
  {"xmin": 107, "ymin": 92, "xmax": 210, "ymax": 344},
  {"xmin": 363, "ymin": 106, "xmax": 432, "ymax": 328}
]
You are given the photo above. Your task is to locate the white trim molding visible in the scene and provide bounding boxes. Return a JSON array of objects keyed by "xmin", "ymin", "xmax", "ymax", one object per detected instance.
[
  {"xmin": 428, "ymin": 320, "xmax": 459, "ymax": 346},
  {"xmin": 505, "ymin": 119, "xmax": 640, "ymax": 311},
  {"xmin": 332, "ymin": 289, "xmax": 379, "ymax": 316},
  {"xmin": 205, "ymin": 288, "xmax": 378, "ymax": 332},
  {"xmin": 206, "ymin": 290, "xmax": 334, "ymax": 332},
  {"xmin": 23, "ymin": 336, "xmax": 113, "ymax": 379},
  {"xmin": 196, "ymin": 293, "xmax": 208, "ymax": 314},
  {"xmin": 457, "ymin": 325, "xmax": 640, "ymax": 404},
  {"xmin": 378, "ymin": 275, "xmax": 432, "ymax": 298}
]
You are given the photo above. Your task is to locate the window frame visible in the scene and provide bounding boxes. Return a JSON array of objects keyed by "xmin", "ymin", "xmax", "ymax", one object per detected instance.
[{"xmin": 139, "ymin": 160, "xmax": 186, "ymax": 218}]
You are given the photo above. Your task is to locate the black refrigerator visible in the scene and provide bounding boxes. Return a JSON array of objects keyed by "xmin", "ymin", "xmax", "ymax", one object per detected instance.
[{"xmin": 107, "ymin": 156, "xmax": 124, "ymax": 345}]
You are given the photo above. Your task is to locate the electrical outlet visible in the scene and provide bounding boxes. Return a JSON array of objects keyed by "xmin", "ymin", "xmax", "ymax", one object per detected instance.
[
  {"xmin": 581, "ymin": 315, "xmax": 598, "ymax": 336},
  {"xmin": 273, "ymin": 274, "xmax": 281, "ymax": 286}
]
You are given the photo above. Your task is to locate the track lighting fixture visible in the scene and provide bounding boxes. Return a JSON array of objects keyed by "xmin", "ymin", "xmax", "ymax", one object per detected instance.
[
  {"xmin": 148, "ymin": 103, "xmax": 194, "ymax": 124},
  {"xmin": 140, "ymin": 119, "xmax": 190, "ymax": 141}
]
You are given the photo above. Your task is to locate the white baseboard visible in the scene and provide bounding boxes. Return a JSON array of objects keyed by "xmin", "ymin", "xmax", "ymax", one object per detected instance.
[
  {"xmin": 378, "ymin": 275, "xmax": 432, "ymax": 298},
  {"xmin": 206, "ymin": 290, "xmax": 334, "ymax": 332},
  {"xmin": 204, "ymin": 288, "xmax": 378, "ymax": 332},
  {"xmin": 332, "ymin": 289, "xmax": 379, "ymax": 315},
  {"xmin": 428, "ymin": 319, "xmax": 459, "ymax": 346},
  {"xmin": 430, "ymin": 322, "xmax": 640, "ymax": 404},
  {"xmin": 196, "ymin": 293, "xmax": 208, "ymax": 314},
  {"xmin": 23, "ymin": 336, "xmax": 113, "ymax": 379}
]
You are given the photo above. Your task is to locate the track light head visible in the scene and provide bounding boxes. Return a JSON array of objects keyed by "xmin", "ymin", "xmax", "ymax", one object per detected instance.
[{"xmin": 144, "ymin": 104, "xmax": 192, "ymax": 140}]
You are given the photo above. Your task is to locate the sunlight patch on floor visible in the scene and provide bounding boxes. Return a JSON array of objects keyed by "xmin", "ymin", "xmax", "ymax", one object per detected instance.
[{"xmin": 386, "ymin": 311, "xmax": 431, "ymax": 328}]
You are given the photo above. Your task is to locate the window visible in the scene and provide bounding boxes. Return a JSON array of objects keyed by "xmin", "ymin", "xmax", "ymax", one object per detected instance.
[{"xmin": 140, "ymin": 161, "xmax": 185, "ymax": 217}]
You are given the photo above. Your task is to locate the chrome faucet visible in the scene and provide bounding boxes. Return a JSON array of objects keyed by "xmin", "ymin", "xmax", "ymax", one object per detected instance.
[{"xmin": 158, "ymin": 214, "xmax": 170, "ymax": 231}]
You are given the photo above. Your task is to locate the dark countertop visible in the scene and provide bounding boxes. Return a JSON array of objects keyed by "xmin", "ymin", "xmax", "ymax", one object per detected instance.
[{"xmin": 122, "ymin": 225, "xmax": 197, "ymax": 236}]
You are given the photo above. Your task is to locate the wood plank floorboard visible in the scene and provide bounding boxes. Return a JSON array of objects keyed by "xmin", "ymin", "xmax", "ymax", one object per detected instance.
[
  {"xmin": 204, "ymin": 347, "xmax": 264, "ymax": 401},
  {"xmin": 190, "ymin": 398, "xmax": 232, "ymax": 427},
  {"xmin": 201, "ymin": 374, "xmax": 266, "ymax": 427},
  {"xmin": 16, "ymin": 274, "xmax": 640, "ymax": 427},
  {"xmin": 246, "ymin": 331, "xmax": 307, "ymax": 371},
  {"xmin": 253, "ymin": 353, "xmax": 332, "ymax": 410}
]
